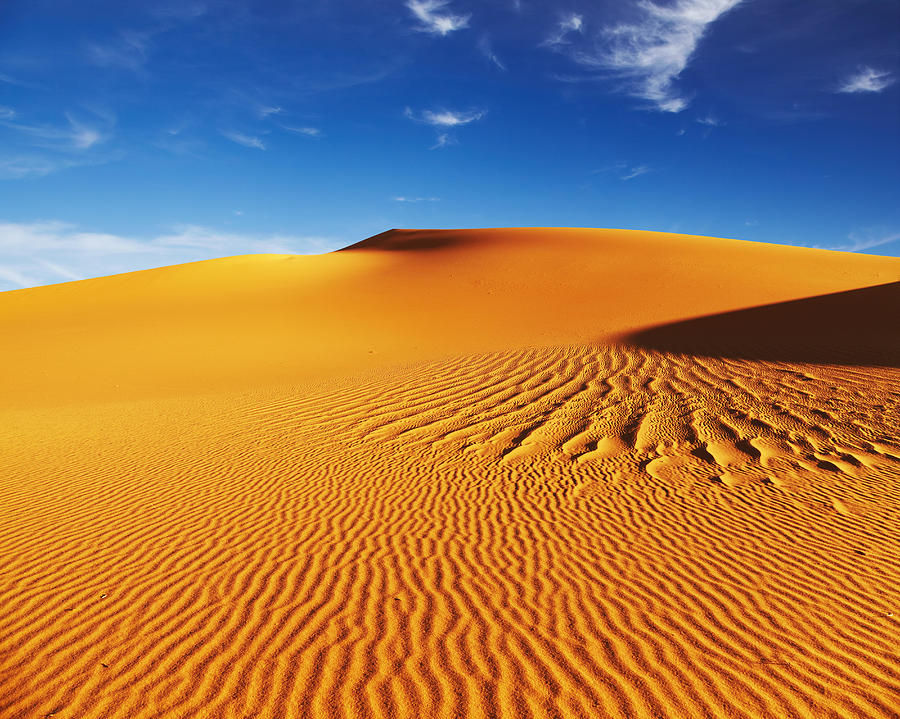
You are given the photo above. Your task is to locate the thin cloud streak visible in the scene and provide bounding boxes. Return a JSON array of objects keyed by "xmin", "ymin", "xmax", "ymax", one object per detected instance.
[
  {"xmin": 2, "ymin": 112, "xmax": 110, "ymax": 151},
  {"xmin": 430, "ymin": 133, "xmax": 457, "ymax": 149},
  {"xmin": 86, "ymin": 31, "xmax": 150, "ymax": 73},
  {"xmin": 282, "ymin": 125, "xmax": 322, "ymax": 137},
  {"xmin": 593, "ymin": 162, "xmax": 653, "ymax": 181},
  {"xmin": 479, "ymin": 36, "xmax": 506, "ymax": 71},
  {"xmin": 836, "ymin": 229, "xmax": 900, "ymax": 253},
  {"xmin": 221, "ymin": 130, "xmax": 266, "ymax": 150},
  {"xmin": 621, "ymin": 164, "xmax": 652, "ymax": 180}
]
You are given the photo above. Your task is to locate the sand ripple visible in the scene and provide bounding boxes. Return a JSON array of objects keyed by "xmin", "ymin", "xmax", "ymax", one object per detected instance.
[{"xmin": 1, "ymin": 345, "xmax": 898, "ymax": 718}]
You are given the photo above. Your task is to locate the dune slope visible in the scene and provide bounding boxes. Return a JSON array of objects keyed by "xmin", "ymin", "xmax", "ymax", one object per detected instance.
[{"xmin": 0, "ymin": 228, "xmax": 898, "ymax": 718}]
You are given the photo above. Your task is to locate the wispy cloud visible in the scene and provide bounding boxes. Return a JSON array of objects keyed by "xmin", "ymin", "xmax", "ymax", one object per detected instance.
[
  {"xmin": 0, "ymin": 106, "xmax": 15, "ymax": 120},
  {"xmin": 593, "ymin": 162, "xmax": 653, "ymax": 181},
  {"xmin": 0, "ymin": 220, "xmax": 340, "ymax": 290},
  {"xmin": 569, "ymin": 0, "xmax": 742, "ymax": 112},
  {"xmin": 406, "ymin": 0, "xmax": 470, "ymax": 36},
  {"xmin": 66, "ymin": 114, "xmax": 105, "ymax": 149},
  {"xmin": 430, "ymin": 133, "xmax": 456, "ymax": 149},
  {"xmin": 406, "ymin": 107, "xmax": 486, "ymax": 127},
  {"xmin": 36, "ymin": 258, "xmax": 83, "ymax": 281},
  {"xmin": 0, "ymin": 154, "xmax": 117, "ymax": 180},
  {"xmin": 282, "ymin": 125, "xmax": 322, "ymax": 137},
  {"xmin": 0, "ymin": 266, "xmax": 38, "ymax": 288},
  {"xmin": 0, "ymin": 157, "xmax": 58, "ymax": 179},
  {"xmin": 86, "ymin": 31, "xmax": 151, "ymax": 73},
  {"xmin": 696, "ymin": 114, "xmax": 722, "ymax": 126},
  {"xmin": 393, "ymin": 196, "xmax": 440, "ymax": 202},
  {"xmin": 221, "ymin": 130, "xmax": 266, "ymax": 150},
  {"xmin": 621, "ymin": 164, "xmax": 652, "ymax": 180},
  {"xmin": 479, "ymin": 36, "xmax": 506, "ymax": 71},
  {"xmin": 838, "ymin": 67, "xmax": 895, "ymax": 94},
  {"xmin": 543, "ymin": 14, "xmax": 583, "ymax": 48},
  {"xmin": 150, "ymin": 2, "xmax": 207, "ymax": 21},
  {"xmin": 257, "ymin": 105, "xmax": 283, "ymax": 118},
  {"xmin": 1, "ymin": 112, "xmax": 111, "ymax": 152},
  {"xmin": 405, "ymin": 106, "xmax": 486, "ymax": 148},
  {"xmin": 835, "ymin": 229, "xmax": 900, "ymax": 253}
]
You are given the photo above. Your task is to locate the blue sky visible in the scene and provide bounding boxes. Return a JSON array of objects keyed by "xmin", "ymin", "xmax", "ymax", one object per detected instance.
[{"xmin": 1, "ymin": 0, "xmax": 898, "ymax": 289}]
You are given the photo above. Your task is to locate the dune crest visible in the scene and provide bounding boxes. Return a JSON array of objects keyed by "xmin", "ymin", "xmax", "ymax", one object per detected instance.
[
  {"xmin": 1, "ymin": 228, "xmax": 897, "ymax": 407},
  {"xmin": 1, "ymin": 228, "xmax": 898, "ymax": 718}
]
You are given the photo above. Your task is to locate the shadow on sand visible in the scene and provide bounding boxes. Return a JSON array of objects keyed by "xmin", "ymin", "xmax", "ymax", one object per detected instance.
[
  {"xmin": 340, "ymin": 229, "xmax": 464, "ymax": 252},
  {"xmin": 621, "ymin": 281, "xmax": 900, "ymax": 368}
]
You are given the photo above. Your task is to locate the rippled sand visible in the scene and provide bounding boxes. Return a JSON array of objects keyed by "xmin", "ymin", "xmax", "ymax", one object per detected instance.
[{"xmin": 1, "ymin": 229, "xmax": 898, "ymax": 718}]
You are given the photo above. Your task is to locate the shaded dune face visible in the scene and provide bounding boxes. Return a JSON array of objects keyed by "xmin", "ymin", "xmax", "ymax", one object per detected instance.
[
  {"xmin": 0, "ymin": 229, "xmax": 899, "ymax": 718},
  {"xmin": 624, "ymin": 281, "xmax": 900, "ymax": 367}
]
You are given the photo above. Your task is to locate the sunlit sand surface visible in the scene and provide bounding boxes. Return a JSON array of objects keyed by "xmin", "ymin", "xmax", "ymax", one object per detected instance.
[{"xmin": 1, "ymin": 229, "xmax": 898, "ymax": 718}]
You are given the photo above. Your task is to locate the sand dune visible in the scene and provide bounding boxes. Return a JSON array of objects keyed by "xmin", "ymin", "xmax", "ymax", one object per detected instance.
[{"xmin": 0, "ymin": 228, "xmax": 898, "ymax": 718}]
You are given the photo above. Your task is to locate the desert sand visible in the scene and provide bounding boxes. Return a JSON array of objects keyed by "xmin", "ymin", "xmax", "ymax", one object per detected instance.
[{"xmin": 0, "ymin": 228, "xmax": 898, "ymax": 718}]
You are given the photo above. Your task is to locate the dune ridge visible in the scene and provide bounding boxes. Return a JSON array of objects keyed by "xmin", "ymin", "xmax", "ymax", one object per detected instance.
[{"xmin": 1, "ymin": 228, "xmax": 898, "ymax": 718}]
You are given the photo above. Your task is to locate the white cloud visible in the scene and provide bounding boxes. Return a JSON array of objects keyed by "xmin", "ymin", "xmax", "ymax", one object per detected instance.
[
  {"xmin": 0, "ymin": 106, "xmax": 14, "ymax": 120},
  {"xmin": 67, "ymin": 115, "xmax": 104, "ymax": 149},
  {"xmin": 405, "ymin": 106, "xmax": 486, "ymax": 148},
  {"xmin": 0, "ymin": 157, "xmax": 57, "ymax": 179},
  {"xmin": 479, "ymin": 36, "xmax": 506, "ymax": 71},
  {"xmin": 221, "ymin": 130, "xmax": 266, "ymax": 150},
  {"xmin": 592, "ymin": 162, "xmax": 653, "ymax": 181},
  {"xmin": 406, "ymin": 107, "xmax": 486, "ymax": 127},
  {"xmin": 569, "ymin": 0, "xmax": 742, "ymax": 112},
  {"xmin": 86, "ymin": 31, "xmax": 150, "ymax": 73},
  {"xmin": 257, "ymin": 105, "xmax": 283, "ymax": 118},
  {"xmin": 0, "ymin": 266, "xmax": 37, "ymax": 289},
  {"xmin": 2, "ymin": 112, "xmax": 110, "ymax": 152},
  {"xmin": 150, "ymin": 2, "xmax": 207, "ymax": 21},
  {"xmin": 0, "ymin": 154, "xmax": 114, "ymax": 180},
  {"xmin": 430, "ymin": 133, "xmax": 456, "ymax": 149},
  {"xmin": 282, "ymin": 125, "xmax": 322, "ymax": 137},
  {"xmin": 0, "ymin": 220, "xmax": 341, "ymax": 290},
  {"xmin": 543, "ymin": 13, "xmax": 583, "ymax": 47},
  {"xmin": 696, "ymin": 114, "xmax": 722, "ymax": 126},
  {"xmin": 406, "ymin": 0, "xmax": 470, "ymax": 36},
  {"xmin": 393, "ymin": 196, "xmax": 440, "ymax": 202},
  {"xmin": 838, "ymin": 67, "xmax": 895, "ymax": 94},
  {"xmin": 36, "ymin": 259, "xmax": 84, "ymax": 281},
  {"xmin": 837, "ymin": 229, "xmax": 900, "ymax": 253},
  {"xmin": 621, "ymin": 164, "xmax": 651, "ymax": 180}
]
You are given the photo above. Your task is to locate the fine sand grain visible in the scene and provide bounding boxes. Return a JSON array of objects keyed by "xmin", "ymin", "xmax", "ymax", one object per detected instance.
[{"xmin": 0, "ymin": 228, "xmax": 898, "ymax": 718}]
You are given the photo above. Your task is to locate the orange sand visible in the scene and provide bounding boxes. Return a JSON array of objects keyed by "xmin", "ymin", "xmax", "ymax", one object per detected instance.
[{"xmin": 0, "ymin": 228, "xmax": 898, "ymax": 718}]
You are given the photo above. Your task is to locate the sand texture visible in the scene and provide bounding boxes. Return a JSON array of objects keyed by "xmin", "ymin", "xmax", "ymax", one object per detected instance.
[{"xmin": 1, "ymin": 228, "xmax": 898, "ymax": 718}]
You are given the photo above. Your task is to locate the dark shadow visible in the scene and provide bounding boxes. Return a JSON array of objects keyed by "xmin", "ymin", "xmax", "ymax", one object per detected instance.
[
  {"xmin": 622, "ymin": 282, "xmax": 900, "ymax": 368},
  {"xmin": 340, "ymin": 229, "xmax": 468, "ymax": 252}
]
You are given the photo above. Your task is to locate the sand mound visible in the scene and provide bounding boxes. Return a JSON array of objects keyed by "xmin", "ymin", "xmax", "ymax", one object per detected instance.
[
  {"xmin": 0, "ymin": 228, "xmax": 898, "ymax": 718},
  {"xmin": 1, "ymin": 228, "xmax": 896, "ymax": 407}
]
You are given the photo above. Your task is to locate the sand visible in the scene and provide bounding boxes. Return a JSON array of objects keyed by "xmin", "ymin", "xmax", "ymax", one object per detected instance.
[{"xmin": 0, "ymin": 228, "xmax": 898, "ymax": 718}]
